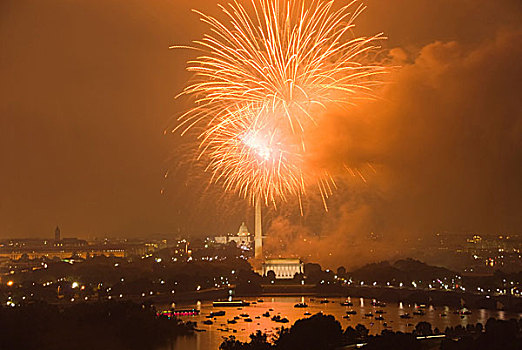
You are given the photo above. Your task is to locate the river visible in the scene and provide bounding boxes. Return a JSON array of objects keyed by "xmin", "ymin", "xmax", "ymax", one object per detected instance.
[{"xmin": 160, "ymin": 296, "xmax": 522, "ymax": 350}]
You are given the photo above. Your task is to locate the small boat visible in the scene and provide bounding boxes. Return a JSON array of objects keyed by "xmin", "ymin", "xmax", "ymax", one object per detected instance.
[
  {"xmin": 400, "ymin": 313, "xmax": 411, "ymax": 319},
  {"xmin": 342, "ymin": 315, "xmax": 350, "ymax": 319},
  {"xmin": 271, "ymin": 315, "xmax": 289, "ymax": 323},
  {"xmin": 413, "ymin": 310, "xmax": 425, "ymax": 316},
  {"xmin": 269, "ymin": 308, "xmax": 274, "ymax": 311},
  {"xmin": 440, "ymin": 313, "xmax": 447, "ymax": 317},
  {"xmin": 239, "ymin": 313, "xmax": 249, "ymax": 317},
  {"xmin": 294, "ymin": 303, "xmax": 308, "ymax": 308},
  {"xmin": 462, "ymin": 310, "xmax": 471, "ymax": 315},
  {"xmin": 203, "ymin": 320, "xmax": 213, "ymax": 325},
  {"xmin": 227, "ymin": 319, "xmax": 237, "ymax": 324},
  {"xmin": 375, "ymin": 310, "xmax": 385, "ymax": 314},
  {"xmin": 255, "ymin": 316, "xmax": 260, "ymax": 319},
  {"xmin": 213, "ymin": 300, "xmax": 250, "ymax": 307},
  {"xmin": 304, "ymin": 312, "xmax": 311, "ymax": 316},
  {"xmin": 157, "ymin": 309, "xmax": 200, "ymax": 318},
  {"xmin": 210, "ymin": 311, "xmax": 226, "ymax": 317},
  {"xmin": 340, "ymin": 301, "xmax": 353, "ymax": 306},
  {"xmin": 257, "ymin": 299, "xmax": 264, "ymax": 303},
  {"xmin": 346, "ymin": 310, "xmax": 357, "ymax": 315},
  {"xmin": 244, "ymin": 318, "xmax": 253, "ymax": 322},
  {"xmin": 375, "ymin": 316, "xmax": 385, "ymax": 321},
  {"xmin": 364, "ymin": 312, "xmax": 373, "ymax": 317},
  {"xmin": 371, "ymin": 301, "xmax": 386, "ymax": 307},
  {"xmin": 319, "ymin": 299, "xmax": 329, "ymax": 304},
  {"xmin": 262, "ymin": 312, "xmax": 270, "ymax": 317}
]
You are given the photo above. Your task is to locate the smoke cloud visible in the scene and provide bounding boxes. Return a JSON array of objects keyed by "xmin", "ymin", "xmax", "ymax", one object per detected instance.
[{"xmin": 265, "ymin": 26, "xmax": 522, "ymax": 269}]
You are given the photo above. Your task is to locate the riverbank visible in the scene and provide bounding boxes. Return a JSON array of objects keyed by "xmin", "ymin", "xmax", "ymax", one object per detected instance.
[{"xmin": 156, "ymin": 283, "xmax": 522, "ymax": 313}]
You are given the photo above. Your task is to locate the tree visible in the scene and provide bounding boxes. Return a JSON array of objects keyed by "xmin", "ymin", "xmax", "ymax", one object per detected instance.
[
  {"xmin": 336, "ymin": 266, "xmax": 346, "ymax": 277},
  {"xmin": 414, "ymin": 321, "xmax": 433, "ymax": 336},
  {"xmin": 275, "ymin": 313, "xmax": 343, "ymax": 350},
  {"xmin": 266, "ymin": 270, "xmax": 276, "ymax": 282}
]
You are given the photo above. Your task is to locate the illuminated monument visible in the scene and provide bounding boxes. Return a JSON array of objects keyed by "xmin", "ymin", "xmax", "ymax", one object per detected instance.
[
  {"xmin": 262, "ymin": 258, "xmax": 304, "ymax": 279},
  {"xmin": 254, "ymin": 199, "xmax": 263, "ymax": 258},
  {"xmin": 214, "ymin": 222, "xmax": 251, "ymax": 249},
  {"xmin": 254, "ymin": 203, "xmax": 304, "ymax": 280}
]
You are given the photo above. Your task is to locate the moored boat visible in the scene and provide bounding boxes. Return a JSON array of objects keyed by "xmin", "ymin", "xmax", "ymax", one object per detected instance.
[{"xmin": 213, "ymin": 300, "xmax": 250, "ymax": 307}]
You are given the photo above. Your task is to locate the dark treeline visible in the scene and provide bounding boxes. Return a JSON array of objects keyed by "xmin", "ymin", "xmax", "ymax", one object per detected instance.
[
  {"xmin": 0, "ymin": 301, "xmax": 194, "ymax": 350},
  {"xmin": 219, "ymin": 313, "xmax": 522, "ymax": 350}
]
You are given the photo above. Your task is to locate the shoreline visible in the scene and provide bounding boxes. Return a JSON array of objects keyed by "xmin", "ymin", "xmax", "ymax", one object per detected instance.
[{"xmin": 155, "ymin": 285, "xmax": 522, "ymax": 313}]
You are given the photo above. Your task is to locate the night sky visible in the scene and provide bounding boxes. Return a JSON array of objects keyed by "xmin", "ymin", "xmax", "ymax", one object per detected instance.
[{"xmin": 1, "ymin": 0, "xmax": 521, "ymax": 262}]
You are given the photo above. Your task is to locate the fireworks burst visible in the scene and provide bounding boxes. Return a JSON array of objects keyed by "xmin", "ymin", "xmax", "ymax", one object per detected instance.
[{"xmin": 172, "ymin": 0, "xmax": 387, "ymax": 206}]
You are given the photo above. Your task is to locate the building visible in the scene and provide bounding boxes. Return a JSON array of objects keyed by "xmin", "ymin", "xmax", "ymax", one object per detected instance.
[
  {"xmin": 262, "ymin": 258, "xmax": 304, "ymax": 279},
  {"xmin": 214, "ymin": 222, "xmax": 252, "ymax": 249},
  {"xmin": 55, "ymin": 226, "xmax": 61, "ymax": 241}
]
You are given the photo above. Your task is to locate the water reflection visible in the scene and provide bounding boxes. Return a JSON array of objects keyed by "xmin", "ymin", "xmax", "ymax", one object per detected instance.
[{"xmin": 158, "ymin": 296, "xmax": 522, "ymax": 350}]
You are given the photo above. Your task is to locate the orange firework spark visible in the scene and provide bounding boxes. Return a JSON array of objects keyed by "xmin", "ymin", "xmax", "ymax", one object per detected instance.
[{"xmin": 172, "ymin": 0, "xmax": 387, "ymax": 206}]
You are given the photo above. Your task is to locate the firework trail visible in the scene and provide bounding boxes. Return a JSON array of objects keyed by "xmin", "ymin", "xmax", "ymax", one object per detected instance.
[{"xmin": 172, "ymin": 0, "xmax": 387, "ymax": 206}]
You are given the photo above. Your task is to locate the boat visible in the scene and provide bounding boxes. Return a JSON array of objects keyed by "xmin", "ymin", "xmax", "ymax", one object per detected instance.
[
  {"xmin": 257, "ymin": 299, "xmax": 264, "ymax": 303},
  {"xmin": 400, "ymin": 313, "xmax": 411, "ymax": 319},
  {"xmin": 412, "ymin": 310, "xmax": 425, "ymax": 316},
  {"xmin": 294, "ymin": 303, "xmax": 308, "ymax": 308},
  {"xmin": 157, "ymin": 309, "xmax": 200, "ymax": 318},
  {"xmin": 371, "ymin": 300, "xmax": 386, "ymax": 307},
  {"xmin": 239, "ymin": 313, "xmax": 249, "ymax": 317},
  {"xmin": 244, "ymin": 318, "xmax": 253, "ymax": 322},
  {"xmin": 364, "ymin": 312, "xmax": 373, "ymax": 317},
  {"xmin": 262, "ymin": 312, "xmax": 270, "ymax": 317},
  {"xmin": 203, "ymin": 320, "xmax": 213, "ymax": 325},
  {"xmin": 342, "ymin": 315, "xmax": 350, "ymax": 319},
  {"xmin": 319, "ymin": 299, "xmax": 329, "ymax": 304},
  {"xmin": 346, "ymin": 310, "xmax": 357, "ymax": 315},
  {"xmin": 340, "ymin": 301, "xmax": 353, "ymax": 306},
  {"xmin": 233, "ymin": 316, "xmax": 240, "ymax": 320},
  {"xmin": 375, "ymin": 310, "xmax": 385, "ymax": 314},
  {"xmin": 375, "ymin": 316, "xmax": 385, "ymax": 321},
  {"xmin": 213, "ymin": 300, "xmax": 250, "ymax": 307},
  {"xmin": 269, "ymin": 308, "xmax": 274, "ymax": 311},
  {"xmin": 255, "ymin": 316, "xmax": 260, "ymax": 319},
  {"xmin": 271, "ymin": 315, "xmax": 289, "ymax": 323},
  {"xmin": 304, "ymin": 312, "xmax": 311, "ymax": 316},
  {"xmin": 440, "ymin": 313, "xmax": 447, "ymax": 317},
  {"xmin": 227, "ymin": 319, "xmax": 237, "ymax": 324},
  {"xmin": 210, "ymin": 311, "xmax": 226, "ymax": 317}
]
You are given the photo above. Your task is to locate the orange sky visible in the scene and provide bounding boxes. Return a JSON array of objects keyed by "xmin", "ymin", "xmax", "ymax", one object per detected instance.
[{"xmin": 1, "ymin": 0, "xmax": 521, "ymax": 247}]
